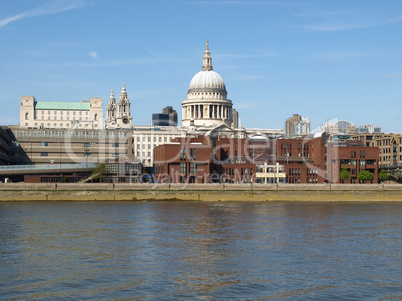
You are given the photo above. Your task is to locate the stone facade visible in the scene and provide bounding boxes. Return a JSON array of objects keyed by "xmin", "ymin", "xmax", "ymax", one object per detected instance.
[
  {"xmin": 8, "ymin": 126, "xmax": 132, "ymax": 165},
  {"xmin": 19, "ymin": 96, "xmax": 103, "ymax": 129},
  {"xmin": 352, "ymin": 133, "xmax": 402, "ymax": 168},
  {"xmin": 105, "ymin": 84, "xmax": 133, "ymax": 129}
]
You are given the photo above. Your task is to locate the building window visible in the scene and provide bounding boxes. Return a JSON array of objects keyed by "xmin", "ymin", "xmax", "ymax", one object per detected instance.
[
  {"xmin": 84, "ymin": 153, "xmax": 91, "ymax": 157},
  {"xmin": 41, "ymin": 152, "xmax": 48, "ymax": 157},
  {"xmin": 164, "ymin": 137, "xmax": 167, "ymax": 142},
  {"xmin": 159, "ymin": 137, "xmax": 162, "ymax": 142},
  {"xmin": 41, "ymin": 142, "xmax": 48, "ymax": 147},
  {"xmin": 112, "ymin": 143, "xmax": 119, "ymax": 147},
  {"xmin": 54, "ymin": 111, "xmax": 57, "ymax": 115},
  {"xmin": 84, "ymin": 142, "xmax": 91, "ymax": 147},
  {"xmin": 190, "ymin": 163, "xmax": 196, "ymax": 174},
  {"xmin": 180, "ymin": 163, "xmax": 186, "ymax": 175},
  {"xmin": 25, "ymin": 112, "xmax": 28, "ymax": 120},
  {"xmin": 41, "ymin": 111, "xmax": 44, "ymax": 115}
]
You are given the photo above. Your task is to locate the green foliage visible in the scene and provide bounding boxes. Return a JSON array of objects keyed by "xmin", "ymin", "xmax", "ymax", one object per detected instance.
[
  {"xmin": 378, "ymin": 169, "xmax": 389, "ymax": 182},
  {"xmin": 340, "ymin": 167, "xmax": 351, "ymax": 182},
  {"xmin": 60, "ymin": 176, "xmax": 68, "ymax": 183},
  {"xmin": 357, "ymin": 170, "xmax": 374, "ymax": 183},
  {"xmin": 92, "ymin": 163, "xmax": 106, "ymax": 182}
]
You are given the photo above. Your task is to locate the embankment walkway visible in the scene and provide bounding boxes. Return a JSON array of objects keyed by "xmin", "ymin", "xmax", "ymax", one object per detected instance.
[{"xmin": 1, "ymin": 183, "xmax": 402, "ymax": 202}]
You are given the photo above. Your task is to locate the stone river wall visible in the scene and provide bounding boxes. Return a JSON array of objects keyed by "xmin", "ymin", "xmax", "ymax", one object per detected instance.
[{"xmin": 0, "ymin": 183, "xmax": 402, "ymax": 202}]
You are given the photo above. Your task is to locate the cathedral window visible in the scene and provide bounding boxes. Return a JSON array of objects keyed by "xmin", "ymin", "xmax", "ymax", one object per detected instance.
[{"xmin": 25, "ymin": 112, "xmax": 28, "ymax": 120}]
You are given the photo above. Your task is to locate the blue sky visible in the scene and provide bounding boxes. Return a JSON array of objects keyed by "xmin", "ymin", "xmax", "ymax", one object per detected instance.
[{"xmin": 1, "ymin": 0, "xmax": 402, "ymax": 133}]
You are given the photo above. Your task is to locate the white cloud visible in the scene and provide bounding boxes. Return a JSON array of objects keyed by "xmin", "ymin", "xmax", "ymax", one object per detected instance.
[
  {"xmin": 0, "ymin": 0, "xmax": 88, "ymax": 29},
  {"xmin": 382, "ymin": 73, "xmax": 402, "ymax": 78},
  {"xmin": 88, "ymin": 51, "xmax": 98, "ymax": 59}
]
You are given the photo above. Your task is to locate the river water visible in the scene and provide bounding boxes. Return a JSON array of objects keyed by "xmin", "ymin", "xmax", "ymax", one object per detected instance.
[{"xmin": 0, "ymin": 201, "xmax": 401, "ymax": 300}]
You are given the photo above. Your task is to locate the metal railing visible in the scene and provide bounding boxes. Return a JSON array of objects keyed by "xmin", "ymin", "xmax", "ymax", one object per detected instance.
[{"xmin": 0, "ymin": 163, "xmax": 97, "ymax": 171}]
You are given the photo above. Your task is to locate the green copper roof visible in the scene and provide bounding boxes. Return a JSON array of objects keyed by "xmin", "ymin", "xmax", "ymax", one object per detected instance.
[{"xmin": 34, "ymin": 101, "xmax": 90, "ymax": 111}]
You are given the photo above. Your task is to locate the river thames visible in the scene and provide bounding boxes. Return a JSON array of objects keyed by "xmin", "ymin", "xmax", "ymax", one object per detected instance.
[{"xmin": 0, "ymin": 201, "xmax": 401, "ymax": 300}]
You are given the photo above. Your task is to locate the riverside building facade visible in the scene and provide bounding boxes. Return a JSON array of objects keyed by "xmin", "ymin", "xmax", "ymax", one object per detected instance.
[
  {"xmin": 8, "ymin": 126, "xmax": 132, "ymax": 165},
  {"xmin": 154, "ymin": 135, "xmax": 256, "ymax": 184},
  {"xmin": 352, "ymin": 133, "xmax": 402, "ymax": 168},
  {"xmin": 276, "ymin": 134, "xmax": 379, "ymax": 184},
  {"xmin": 20, "ymin": 96, "xmax": 103, "ymax": 129}
]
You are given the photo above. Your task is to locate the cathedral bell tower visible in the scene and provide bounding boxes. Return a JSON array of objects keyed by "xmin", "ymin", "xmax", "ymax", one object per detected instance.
[{"xmin": 106, "ymin": 83, "xmax": 132, "ymax": 129}]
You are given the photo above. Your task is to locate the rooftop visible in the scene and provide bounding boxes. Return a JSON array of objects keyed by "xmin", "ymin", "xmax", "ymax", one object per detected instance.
[{"xmin": 34, "ymin": 101, "xmax": 90, "ymax": 111}]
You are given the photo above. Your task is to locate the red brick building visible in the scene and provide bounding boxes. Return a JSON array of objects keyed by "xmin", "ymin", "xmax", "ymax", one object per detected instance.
[
  {"xmin": 275, "ymin": 133, "xmax": 379, "ymax": 184},
  {"xmin": 327, "ymin": 138, "xmax": 379, "ymax": 184},
  {"xmin": 154, "ymin": 135, "xmax": 256, "ymax": 183},
  {"xmin": 275, "ymin": 135, "xmax": 327, "ymax": 184}
]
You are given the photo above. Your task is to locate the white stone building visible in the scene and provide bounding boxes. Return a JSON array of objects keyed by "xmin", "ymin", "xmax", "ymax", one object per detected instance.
[
  {"xmin": 19, "ymin": 96, "xmax": 103, "ymax": 129},
  {"xmin": 105, "ymin": 83, "xmax": 133, "ymax": 129},
  {"xmin": 182, "ymin": 41, "xmax": 234, "ymax": 128}
]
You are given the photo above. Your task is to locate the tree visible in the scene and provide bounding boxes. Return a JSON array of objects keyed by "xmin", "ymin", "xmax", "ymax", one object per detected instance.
[
  {"xmin": 357, "ymin": 170, "xmax": 374, "ymax": 183},
  {"xmin": 339, "ymin": 167, "xmax": 350, "ymax": 183},
  {"xmin": 92, "ymin": 163, "xmax": 106, "ymax": 182},
  {"xmin": 378, "ymin": 169, "xmax": 389, "ymax": 183}
]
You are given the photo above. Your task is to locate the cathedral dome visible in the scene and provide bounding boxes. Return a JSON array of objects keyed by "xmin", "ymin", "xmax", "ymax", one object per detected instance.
[
  {"xmin": 182, "ymin": 41, "xmax": 233, "ymax": 129},
  {"xmin": 188, "ymin": 70, "xmax": 226, "ymax": 91}
]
